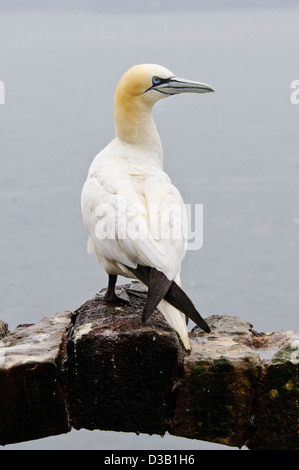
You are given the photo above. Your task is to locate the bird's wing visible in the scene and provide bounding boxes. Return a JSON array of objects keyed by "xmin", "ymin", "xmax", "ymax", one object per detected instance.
[
  {"xmin": 81, "ymin": 163, "xmax": 187, "ymax": 280},
  {"xmin": 143, "ymin": 171, "xmax": 187, "ymax": 265}
]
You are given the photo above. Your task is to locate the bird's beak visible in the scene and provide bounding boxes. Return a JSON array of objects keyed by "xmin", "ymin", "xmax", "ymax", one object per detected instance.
[{"xmin": 154, "ymin": 76, "xmax": 215, "ymax": 95}]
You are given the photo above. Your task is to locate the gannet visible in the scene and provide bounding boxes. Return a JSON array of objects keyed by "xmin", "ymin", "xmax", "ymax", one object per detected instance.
[{"xmin": 81, "ymin": 64, "xmax": 214, "ymax": 349}]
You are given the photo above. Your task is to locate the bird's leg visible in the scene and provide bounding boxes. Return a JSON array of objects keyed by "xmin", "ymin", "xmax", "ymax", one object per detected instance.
[
  {"xmin": 103, "ymin": 274, "xmax": 118, "ymax": 301},
  {"xmin": 103, "ymin": 274, "xmax": 129, "ymax": 304}
]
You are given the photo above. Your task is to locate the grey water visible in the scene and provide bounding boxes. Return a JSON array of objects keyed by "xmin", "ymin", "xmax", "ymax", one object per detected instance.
[{"xmin": 0, "ymin": 5, "xmax": 298, "ymax": 450}]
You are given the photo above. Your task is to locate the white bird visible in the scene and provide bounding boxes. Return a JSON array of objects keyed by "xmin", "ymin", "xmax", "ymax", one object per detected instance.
[{"xmin": 81, "ymin": 64, "xmax": 214, "ymax": 349}]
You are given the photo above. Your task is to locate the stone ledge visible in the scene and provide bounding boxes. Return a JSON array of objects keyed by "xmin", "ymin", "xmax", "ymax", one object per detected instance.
[
  {"xmin": 0, "ymin": 288, "xmax": 298, "ymax": 449},
  {"xmin": 0, "ymin": 312, "xmax": 72, "ymax": 445},
  {"xmin": 172, "ymin": 315, "xmax": 299, "ymax": 449}
]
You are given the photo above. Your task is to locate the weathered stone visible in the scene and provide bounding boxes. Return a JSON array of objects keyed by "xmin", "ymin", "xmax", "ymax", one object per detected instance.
[
  {"xmin": 171, "ymin": 315, "xmax": 261, "ymax": 448},
  {"xmin": 0, "ymin": 320, "xmax": 9, "ymax": 340},
  {"xmin": 67, "ymin": 294, "xmax": 183, "ymax": 437},
  {"xmin": 0, "ymin": 311, "xmax": 72, "ymax": 445},
  {"xmin": 171, "ymin": 315, "xmax": 299, "ymax": 449},
  {"xmin": 247, "ymin": 330, "xmax": 299, "ymax": 450}
]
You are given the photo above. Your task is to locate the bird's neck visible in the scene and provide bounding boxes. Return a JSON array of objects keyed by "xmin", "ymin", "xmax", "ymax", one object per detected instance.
[{"xmin": 114, "ymin": 94, "xmax": 163, "ymax": 162}]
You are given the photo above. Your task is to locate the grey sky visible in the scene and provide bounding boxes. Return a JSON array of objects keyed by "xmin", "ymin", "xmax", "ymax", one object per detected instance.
[{"xmin": 0, "ymin": 0, "xmax": 298, "ymax": 14}]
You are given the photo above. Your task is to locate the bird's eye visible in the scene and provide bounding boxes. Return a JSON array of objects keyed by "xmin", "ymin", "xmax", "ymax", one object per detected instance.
[{"xmin": 152, "ymin": 76, "xmax": 162, "ymax": 86}]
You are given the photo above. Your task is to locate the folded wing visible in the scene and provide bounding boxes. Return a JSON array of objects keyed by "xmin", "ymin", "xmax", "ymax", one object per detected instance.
[{"xmin": 81, "ymin": 160, "xmax": 187, "ymax": 281}]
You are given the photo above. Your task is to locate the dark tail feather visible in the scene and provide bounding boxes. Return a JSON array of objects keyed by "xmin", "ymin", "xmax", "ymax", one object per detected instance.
[
  {"xmin": 128, "ymin": 264, "xmax": 150, "ymax": 285},
  {"xmin": 126, "ymin": 264, "xmax": 210, "ymax": 333},
  {"xmin": 164, "ymin": 282, "xmax": 210, "ymax": 333},
  {"xmin": 141, "ymin": 267, "xmax": 172, "ymax": 323}
]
